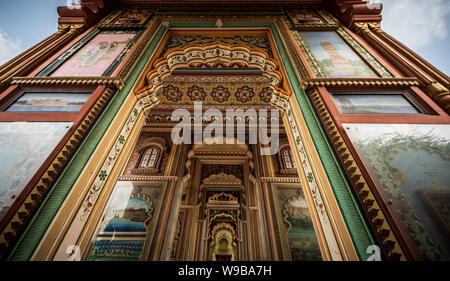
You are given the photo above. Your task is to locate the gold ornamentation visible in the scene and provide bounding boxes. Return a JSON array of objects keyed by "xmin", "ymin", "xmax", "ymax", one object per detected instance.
[
  {"xmin": 9, "ymin": 76, "xmax": 124, "ymax": 90},
  {"xmin": 203, "ymin": 172, "xmax": 242, "ymax": 186},
  {"xmin": 300, "ymin": 77, "xmax": 420, "ymax": 90},
  {"xmin": 118, "ymin": 175, "xmax": 178, "ymax": 182},
  {"xmin": 260, "ymin": 177, "xmax": 302, "ymax": 183}
]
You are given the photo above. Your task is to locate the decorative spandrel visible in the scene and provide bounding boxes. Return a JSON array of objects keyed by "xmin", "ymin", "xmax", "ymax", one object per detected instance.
[
  {"xmin": 161, "ymin": 35, "xmax": 273, "ymax": 58},
  {"xmin": 344, "ymin": 124, "xmax": 450, "ymax": 260}
]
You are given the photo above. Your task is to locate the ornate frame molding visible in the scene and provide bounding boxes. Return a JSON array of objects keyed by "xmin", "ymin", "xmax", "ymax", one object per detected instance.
[
  {"xmin": 9, "ymin": 76, "xmax": 124, "ymax": 90},
  {"xmin": 300, "ymin": 77, "xmax": 420, "ymax": 90}
]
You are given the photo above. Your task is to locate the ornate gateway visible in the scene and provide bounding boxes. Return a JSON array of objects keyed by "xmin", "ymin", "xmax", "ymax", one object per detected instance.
[{"xmin": 0, "ymin": 0, "xmax": 449, "ymax": 262}]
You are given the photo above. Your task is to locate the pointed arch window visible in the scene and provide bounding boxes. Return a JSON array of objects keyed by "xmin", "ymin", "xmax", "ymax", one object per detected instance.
[
  {"xmin": 139, "ymin": 146, "xmax": 161, "ymax": 169},
  {"xmin": 281, "ymin": 147, "xmax": 297, "ymax": 170}
]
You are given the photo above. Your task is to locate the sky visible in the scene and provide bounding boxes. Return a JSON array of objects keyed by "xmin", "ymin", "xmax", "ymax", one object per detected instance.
[{"xmin": 0, "ymin": 0, "xmax": 448, "ymax": 76}]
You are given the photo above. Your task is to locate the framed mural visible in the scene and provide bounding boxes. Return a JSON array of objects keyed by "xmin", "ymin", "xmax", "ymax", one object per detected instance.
[
  {"xmin": 87, "ymin": 181, "xmax": 161, "ymax": 261},
  {"xmin": 344, "ymin": 124, "xmax": 450, "ymax": 260},
  {"xmin": 299, "ymin": 32, "xmax": 377, "ymax": 77},
  {"xmin": 0, "ymin": 122, "xmax": 72, "ymax": 219},
  {"xmin": 275, "ymin": 186, "xmax": 322, "ymax": 261},
  {"xmin": 330, "ymin": 91, "xmax": 422, "ymax": 114},
  {"xmin": 38, "ymin": 30, "xmax": 139, "ymax": 77},
  {"xmin": 5, "ymin": 92, "xmax": 91, "ymax": 112}
]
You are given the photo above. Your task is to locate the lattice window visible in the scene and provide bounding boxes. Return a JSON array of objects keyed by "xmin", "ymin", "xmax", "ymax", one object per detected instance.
[
  {"xmin": 139, "ymin": 146, "xmax": 160, "ymax": 168},
  {"xmin": 281, "ymin": 147, "xmax": 297, "ymax": 169}
]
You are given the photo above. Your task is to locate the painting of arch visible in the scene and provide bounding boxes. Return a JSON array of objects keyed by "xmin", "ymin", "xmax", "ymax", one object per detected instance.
[
  {"xmin": 300, "ymin": 32, "xmax": 377, "ymax": 77},
  {"xmin": 0, "ymin": 122, "xmax": 72, "ymax": 220},
  {"xmin": 277, "ymin": 187, "xmax": 322, "ymax": 261},
  {"xmin": 344, "ymin": 124, "xmax": 450, "ymax": 260},
  {"xmin": 88, "ymin": 181, "xmax": 160, "ymax": 261},
  {"xmin": 50, "ymin": 32, "xmax": 136, "ymax": 77}
]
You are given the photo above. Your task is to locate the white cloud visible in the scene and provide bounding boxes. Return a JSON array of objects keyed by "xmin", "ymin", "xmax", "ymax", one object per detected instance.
[
  {"xmin": 0, "ymin": 28, "xmax": 24, "ymax": 66},
  {"xmin": 381, "ymin": 0, "xmax": 450, "ymax": 50}
]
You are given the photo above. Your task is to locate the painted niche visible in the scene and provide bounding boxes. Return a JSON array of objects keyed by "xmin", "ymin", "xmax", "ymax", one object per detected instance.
[
  {"xmin": 299, "ymin": 32, "xmax": 377, "ymax": 77},
  {"xmin": 344, "ymin": 124, "xmax": 450, "ymax": 260},
  {"xmin": 5, "ymin": 92, "xmax": 91, "ymax": 112},
  {"xmin": 0, "ymin": 122, "xmax": 72, "ymax": 219},
  {"xmin": 50, "ymin": 32, "xmax": 136, "ymax": 77},
  {"xmin": 87, "ymin": 181, "xmax": 161, "ymax": 261},
  {"xmin": 277, "ymin": 187, "xmax": 322, "ymax": 261}
]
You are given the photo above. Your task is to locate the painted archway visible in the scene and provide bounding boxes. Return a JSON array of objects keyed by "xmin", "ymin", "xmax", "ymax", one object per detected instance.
[{"xmin": 23, "ymin": 21, "xmax": 376, "ymax": 261}]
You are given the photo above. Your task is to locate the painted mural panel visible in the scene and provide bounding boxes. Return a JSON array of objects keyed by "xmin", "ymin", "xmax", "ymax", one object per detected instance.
[
  {"xmin": 50, "ymin": 32, "xmax": 136, "ymax": 77},
  {"xmin": 330, "ymin": 91, "xmax": 420, "ymax": 114},
  {"xmin": 88, "ymin": 181, "xmax": 160, "ymax": 261},
  {"xmin": 344, "ymin": 124, "xmax": 450, "ymax": 260},
  {"xmin": 6, "ymin": 92, "xmax": 91, "ymax": 112},
  {"xmin": 300, "ymin": 32, "xmax": 377, "ymax": 77},
  {"xmin": 277, "ymin": 187, "xmax": 322, "ymax": 261},
  {"xmin": 0, "ymin": 122, "xmax": 72, "ymax": 218}
]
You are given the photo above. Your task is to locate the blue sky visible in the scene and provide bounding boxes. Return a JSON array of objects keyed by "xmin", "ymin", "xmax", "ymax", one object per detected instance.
[{"xmin": 0, "ymin": 0, "xmax": 449, "ymax": 75}]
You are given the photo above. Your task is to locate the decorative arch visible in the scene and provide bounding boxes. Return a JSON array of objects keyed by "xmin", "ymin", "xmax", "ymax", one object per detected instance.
[
  {"xmin": 27, "ymin": 27, "xmax": 374, "ymax": 262},
  {"xmin": 134, "ymin": 40, "xmax": 290, "ymax": 103}
]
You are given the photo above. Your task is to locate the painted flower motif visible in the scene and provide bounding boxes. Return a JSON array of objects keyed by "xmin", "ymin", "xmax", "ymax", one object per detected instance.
[
  {"xmin": 235, "ymin": 85, "xmax": 255, "ymax": 103},
  {"xmin": 187, "ymin": 85, "xmax": 207, "ymax": 101},
  {"xmin": 163, "ymin": 84, "xmax": 183, "ymax": 102},
  {"xmin": 210, "ymin": 85, "xmax": 230, "ymax": 103},
  {"xmin": 259, "ymin": 86, "xmax": 273, "ymax": 103}
]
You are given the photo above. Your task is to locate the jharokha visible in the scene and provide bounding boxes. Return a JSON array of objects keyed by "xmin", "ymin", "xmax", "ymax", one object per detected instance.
[{"xmin": 0, "ymin": 0, "xmax": 448, "ymax": 262}]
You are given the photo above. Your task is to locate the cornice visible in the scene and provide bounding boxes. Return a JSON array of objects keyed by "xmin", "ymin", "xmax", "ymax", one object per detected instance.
[
  {"xmin": 259, "ymin": 177, "xmax": 302, "ymax": 183},
  {"xmin": 324, "ymin": 0, "xmax": 382, "ymax": 27},
  {"xmin": 9, "ymin": 76, "xmax": 124, "ymax": 90},
  {"xmin": 118, "ymin": 175, "xmax": 178, "ymax": 181},
  {"xmin": 300, "ymin": 77, "xmax": 420, "ymax": 90},
  {"xmin": 119, "ymin": 0, "xmax": 323, "ymax": 8}
]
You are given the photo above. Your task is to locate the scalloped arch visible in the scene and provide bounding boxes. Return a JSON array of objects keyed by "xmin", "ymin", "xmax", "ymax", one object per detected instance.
[{"xmin": 135, "ymin": 41, "xmax": 286, "ymax": 100}]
